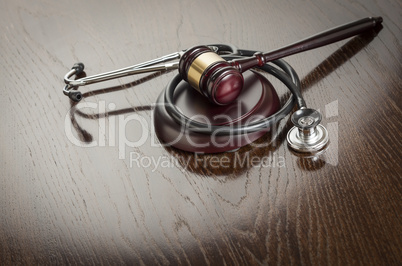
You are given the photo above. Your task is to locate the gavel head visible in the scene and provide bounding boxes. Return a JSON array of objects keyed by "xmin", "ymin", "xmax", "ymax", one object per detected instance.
[{"xmin": 179, "ymin": 45, "xmax": 243, "ymax": 105}]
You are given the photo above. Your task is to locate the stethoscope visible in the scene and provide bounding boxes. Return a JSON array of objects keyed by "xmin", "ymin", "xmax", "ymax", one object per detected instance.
[{"xmin": 63, "ymin": 17, "xmax": 382, "ymax": 153}]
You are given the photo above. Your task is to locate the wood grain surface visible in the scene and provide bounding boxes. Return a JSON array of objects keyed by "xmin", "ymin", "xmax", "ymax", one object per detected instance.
[{"xmin": 1, "ymin": 0, "xmax": 401, "ymax": 265}]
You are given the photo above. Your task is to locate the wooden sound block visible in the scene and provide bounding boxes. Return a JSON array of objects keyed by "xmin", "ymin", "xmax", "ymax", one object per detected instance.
[{"xmin": 154, "ymin": 70, "xmax": 280, "ymax": 153}]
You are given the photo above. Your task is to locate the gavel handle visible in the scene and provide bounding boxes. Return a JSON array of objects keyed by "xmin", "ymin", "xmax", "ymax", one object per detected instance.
[{"xmin": 233, "ymin": 16, "xmax": 383, "ymax": 72}]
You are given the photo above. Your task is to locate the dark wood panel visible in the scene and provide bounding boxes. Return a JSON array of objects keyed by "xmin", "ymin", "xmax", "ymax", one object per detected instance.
[{"xmin": 0, "ymin": 0, "xmax": 401, "ymax": 265}]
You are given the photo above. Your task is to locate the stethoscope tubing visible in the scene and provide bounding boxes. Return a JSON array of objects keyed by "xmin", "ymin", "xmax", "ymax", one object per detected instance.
[{"xmin": 163, "ymin": 45, "xmax": 304, "ymax": 136}]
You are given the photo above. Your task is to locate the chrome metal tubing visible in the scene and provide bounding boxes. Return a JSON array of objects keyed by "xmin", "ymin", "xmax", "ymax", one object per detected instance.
[{"xmin": 64, "ymin": 51, "xmax": 183, "ymax": 87}]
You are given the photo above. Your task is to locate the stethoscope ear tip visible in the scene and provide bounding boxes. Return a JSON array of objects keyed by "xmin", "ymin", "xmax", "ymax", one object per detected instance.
[
  {"xmin": 68, "ymin": 91, "xmax": 83, "ymax": 102},
  {"xmin": 72, "ymin": 62, "xmax": 85, "ymax": 75}
]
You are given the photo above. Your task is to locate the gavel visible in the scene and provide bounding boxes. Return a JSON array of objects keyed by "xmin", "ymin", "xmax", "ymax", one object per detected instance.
[
  {"xmin": 179, "ymin": 16, "xmax": 382, "ymax": 105},
  {"xmin": 64, "ymin": 17, "xmax": 382, "ymax": 104}
]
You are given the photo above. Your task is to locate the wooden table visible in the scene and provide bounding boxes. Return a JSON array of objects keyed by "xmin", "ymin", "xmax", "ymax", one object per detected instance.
[{"xmin": 1, "ymin": 0, "xmax": 401, "ymax": 264}]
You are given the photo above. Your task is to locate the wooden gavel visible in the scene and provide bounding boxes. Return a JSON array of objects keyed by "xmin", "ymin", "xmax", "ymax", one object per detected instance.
[{"xmin": 179, "ymin": 16, "xmax": 382, "ymax": 105}]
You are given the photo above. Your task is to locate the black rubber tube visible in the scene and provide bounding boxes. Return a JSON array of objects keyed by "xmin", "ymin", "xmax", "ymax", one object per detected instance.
[{"xmin": 163, "ymin": 47, "xmax": 305, "ymax": 136}]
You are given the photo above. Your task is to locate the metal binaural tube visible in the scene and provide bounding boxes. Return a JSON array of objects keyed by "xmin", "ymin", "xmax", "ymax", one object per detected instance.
[{"xmin": 64, "ymin": 52, "xmax": 182, "ymax": 87}]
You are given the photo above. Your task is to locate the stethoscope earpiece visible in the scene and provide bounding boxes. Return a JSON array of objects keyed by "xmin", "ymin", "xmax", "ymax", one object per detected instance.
[
  {"xmin": 63, "ymin": 62, "xmax": 85, "ymax": 101},
  {"xmin": 68, "ymin": 91, "xmax": 83, "ymax": 102},
  {"xmin": 72, "ymin": 62, "xmax": 85, "ymax": 75}
]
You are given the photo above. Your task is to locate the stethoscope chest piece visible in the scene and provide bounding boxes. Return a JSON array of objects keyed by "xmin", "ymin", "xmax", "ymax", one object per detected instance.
[{"xmin": 287, "ymin": 108, "xmax": 329, "ymax": 153}]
